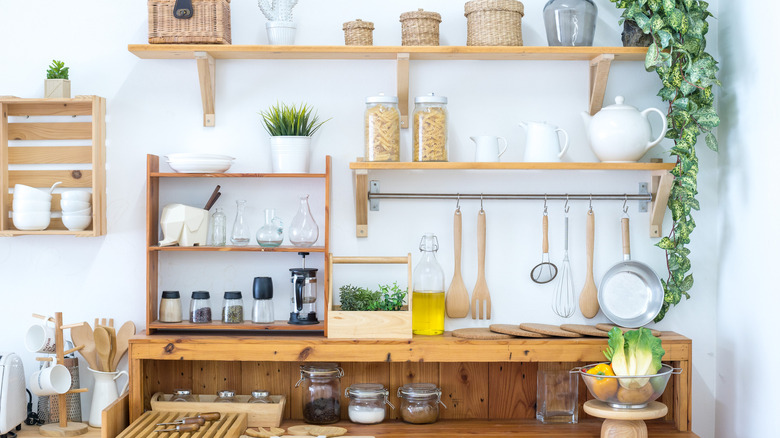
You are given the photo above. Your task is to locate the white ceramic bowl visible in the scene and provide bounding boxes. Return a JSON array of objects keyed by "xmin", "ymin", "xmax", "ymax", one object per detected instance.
[
  {"xmin": 166, "ymin": 153, "xmax": 235, "ymax": 161},
  {"xmin": 63, "ymin": 207, "xmax": 91, "ymax": 216},
  {"xmin": 12, "ymin": 199, "xmax": 52, "ymax": 212},
  {"xmin": 60, "ymin": 190, "xmax": 91, "ymax": 202},
  {"xmin": 60, "ymin": 200, "xmax": 91, "ymax": 212},
  {"xmin": 61, "ymin": 214, "xmax": 92, "ymax": 231},
  {"xmin": 12, "ymin": 211, "xmax": 51, "ymax": 231},
  {"xmin": 14, "ymin": 184, "xmax": 52, "ymax": 201},
  {"xmin": 167, "ymin": 159, "xmax": 234, "ymax": 173}
]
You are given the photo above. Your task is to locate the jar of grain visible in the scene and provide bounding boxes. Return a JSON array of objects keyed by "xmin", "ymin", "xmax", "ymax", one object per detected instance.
[
  {"xmin": 222, "ymin": 291, "xmax": 244, "ymax": 324},
  {"xmin": 345, "ymin": 383, "xmax": 394, "ymax": 424},
  {"xmin": 412, "ymin": 93, "xmax": 448, "ymax": 162},
  {"xmin": 365, "ymin": 94, "xmax": 401, "ymax": 162},
  {"xmin": 397, "ymin": 383, "xmax": 446, "ymax": 424}
]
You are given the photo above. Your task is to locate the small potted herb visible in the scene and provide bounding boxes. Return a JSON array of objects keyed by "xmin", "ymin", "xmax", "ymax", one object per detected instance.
[
  {"xmin": 44, "ymin": 60, "xmax": 70, "ymax": 98},
  {"xmin": 259, "ymin": 102, "xmax": 329, "ymax": 173}
]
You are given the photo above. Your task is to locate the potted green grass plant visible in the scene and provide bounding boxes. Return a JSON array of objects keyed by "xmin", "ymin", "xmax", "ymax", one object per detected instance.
[
  {"xmin": 259, "ymin": 102, "xmax": 329, "ymax": 173},
  {"xmin": 44, "ymin": 60, "xmax": 70, "ymax": 98}
]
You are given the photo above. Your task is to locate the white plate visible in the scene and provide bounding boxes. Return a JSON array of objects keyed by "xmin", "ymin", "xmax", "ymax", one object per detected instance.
[
  {"xmin": 165, "ymin": 153, "xmax": 235, "ymax": 161},
  {"xmin": 167, "ymin": 160, "xmax": 233, "ymax": 173}
]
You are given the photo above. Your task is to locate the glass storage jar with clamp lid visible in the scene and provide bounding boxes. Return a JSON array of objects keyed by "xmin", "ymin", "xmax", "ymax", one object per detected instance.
[
  {"xmin": 345, "ymin": 383, "xmax": 394, "ymax": 424},
  {"xmin": 296, "ymin": 363, "xmax": 343, "ymax": 424},
  {"xmin": 397, "ymin": 383, "xmax": 446, "ymax": 424}
]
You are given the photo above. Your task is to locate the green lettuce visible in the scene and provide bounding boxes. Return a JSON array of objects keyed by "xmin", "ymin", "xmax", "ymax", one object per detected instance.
[{"xmin": 603, "ymin": 327, "xmax": 665, "ymax": 389}]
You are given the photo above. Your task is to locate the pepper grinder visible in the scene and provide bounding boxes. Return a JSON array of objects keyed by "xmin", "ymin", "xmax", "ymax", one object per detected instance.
[{"xmin": 252, "ymin": 277, "xmax": 275, "ymax": 323}]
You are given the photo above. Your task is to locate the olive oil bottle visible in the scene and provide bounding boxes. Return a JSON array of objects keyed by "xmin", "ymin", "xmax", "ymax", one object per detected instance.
[{"xmin": 412, "ymin": 233, "xmax": 445, "ymax": 335}]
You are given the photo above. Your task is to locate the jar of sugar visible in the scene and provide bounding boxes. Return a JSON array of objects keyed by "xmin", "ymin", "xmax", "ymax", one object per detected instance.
[{"xmin": 345, "ymin": 383, "xmax": 393, "ymax": 424}]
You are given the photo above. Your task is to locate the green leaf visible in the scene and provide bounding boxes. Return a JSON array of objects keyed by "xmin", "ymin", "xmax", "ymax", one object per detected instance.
[
  {"xmin": 662, "ymin": 0, "xmax": 675, "ymax": 14},
  {"xmin": 645, "ymin": 43, "xmax": 661, "ymax": 70},
  {"xmin": 680, "ymin": 275, "xmax": 694, "ymax": 292},
  {"xmin": 693, "ymin": 107, "xmax": 720, "ymax": 128},
  {"xmin": 667, "ymin": 9, "xmax": 689, "ymax": 33},
  {"xmin": 648, "ymin": 0, "xmax": 662, "ymax": 11},
  {"xmin": 658, "ymin": 86, "xmax": 676, "ymax": 101},
  {"xmin": 657, "ymin": 237, "xmax": 676, "ymax": 250},
  {"xmin": 656, "ymin": 29, "xmax": 674, "ymax": 48},
  {"xmin": 705, "ymin": 132, "xmax": 718, "ymax": 151},
  {"xmin": 650, "ymin": 14, "xmax": 666, "ymax": 31}
]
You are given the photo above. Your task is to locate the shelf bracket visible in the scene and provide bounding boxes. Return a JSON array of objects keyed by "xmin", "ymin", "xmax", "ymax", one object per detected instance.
[
  {"xmin": 194, "ymin": 51, "xmax": 216, "ymax": 127},
  {"xmin": 354, "ymin": 158, "xmax": 369, "ymax": 238},
  {"xmin": 397, "ymin": 53, "xmax": 410, "ymax": 129},
  {"xmin": 650, "ymin": 170, "xmax": 674, "ymax": 238},
  {"xmin": 589, "ymin": 54, "xmax": 615, "ymax": 115}
]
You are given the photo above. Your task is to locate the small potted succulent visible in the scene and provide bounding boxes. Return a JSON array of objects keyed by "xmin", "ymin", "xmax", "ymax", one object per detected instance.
[
  {"xmin": 44, "ymin": 60, "xmax": 70, "ymax": 98},
  {"xmin": 259, "ymin": 102, "xmax": 329, "ymax": 173},
  {"xmin": 258, "ymin": 0, "xmax": 299, "ymax": 45}
]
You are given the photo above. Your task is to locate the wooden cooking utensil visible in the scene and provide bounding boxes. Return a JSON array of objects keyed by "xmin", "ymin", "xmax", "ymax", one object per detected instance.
[
  {"xmin": 112, "ymin": 321, "xmax": 137, "ymax": 370},
  {"xmin": 70, "ymin": 322, "xmax": 98, "ymax": 370},
  {"xmin": 104, "ymin": 325, "xmax": 117, "ymax": 372},
  {"xmin": 579, "ymin": 209, "xmax": 600, "ymax": 318},
  {"xmin": 446, "ymin": 208, "xmax": 469, "ymax": 318},
  {"xmin": 93, "ymin": 326, "xmax": 111, "ymax": 372},
  {"xmin": 471, "ymin": 208, "xmax": 491, "ymax": 320}
]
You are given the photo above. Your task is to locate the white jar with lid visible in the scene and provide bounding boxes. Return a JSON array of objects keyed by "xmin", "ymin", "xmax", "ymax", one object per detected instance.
[
  {"xmin": 345, "ymin": 383, "xmax": 394, "ymax": 424},
  {"xmin": 365, "ymin": 94, "xmax": 401, "ymax": 162},
  {"xmin": 412, "ymin": 93, "xmax": 448, "ymax": 162}
]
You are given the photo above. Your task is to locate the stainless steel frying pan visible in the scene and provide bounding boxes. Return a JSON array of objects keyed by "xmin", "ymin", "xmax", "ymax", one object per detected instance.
[{"xmin": 598, "ymin": 217, "xmax": 664, "ymax": 328}]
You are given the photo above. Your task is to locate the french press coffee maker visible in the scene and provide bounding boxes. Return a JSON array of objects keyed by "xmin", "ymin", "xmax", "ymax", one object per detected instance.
[{"xmin": 289, "ymin": 252, "xmax": 319, "ymax": 325}]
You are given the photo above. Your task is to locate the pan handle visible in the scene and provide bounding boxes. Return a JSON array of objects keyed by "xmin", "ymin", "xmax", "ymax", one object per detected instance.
[{"xmin": 622, "ymin": 217, "xmax": 631, "ymax": 261}]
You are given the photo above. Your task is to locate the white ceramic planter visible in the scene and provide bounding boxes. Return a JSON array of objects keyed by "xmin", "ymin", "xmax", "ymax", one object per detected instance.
[
  {"xmin": 44, "ymin": 79, "xmax": 70, "ymax": 98},
  {"xmin": 266, "ymin": 21, "xmax": 296, "ymax": 45},
  {"xmin": 270, "ymin": 136, "xmax": 311, "ymax": 173}
]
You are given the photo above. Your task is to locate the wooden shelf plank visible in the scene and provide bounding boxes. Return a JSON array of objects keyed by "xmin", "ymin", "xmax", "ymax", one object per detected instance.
[
  {"xmin": 148, "ymin": 320, "xmax": 324, "ymax": 332},
  {"xmin": 149, "ymin": 245, "xmax": 325, "ymax": 252},
  {"xmin": 0, "ymin": 230, "xmax": 95, "ymax": 237},
  {"xmin": 349, "ymin": 161, "xmax": 676, "ymax": 171},
  {"xmin": 150, "ymin": 172, "xmax": 327, "ymax": 178}
]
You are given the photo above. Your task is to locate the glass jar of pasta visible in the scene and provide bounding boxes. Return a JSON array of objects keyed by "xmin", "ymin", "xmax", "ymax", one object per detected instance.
[
  {"xmin": 413, "ymin": 93, "xmax": 448, "ymax": 162},
  {"xmin": 365, "ymin": 94, "xmax": 401, "ymax": 162}
]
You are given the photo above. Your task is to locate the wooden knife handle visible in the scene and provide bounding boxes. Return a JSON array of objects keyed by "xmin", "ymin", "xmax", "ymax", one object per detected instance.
[
  {"xmin": 199, "ymin": 412, "xmax": 221, "ymax": 421},
  {"xmin": 622, "ymin": 217, "xmax": 631, "ymax": 258}
]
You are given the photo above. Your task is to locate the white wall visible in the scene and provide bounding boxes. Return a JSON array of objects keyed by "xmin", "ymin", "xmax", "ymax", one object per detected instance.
[{"xmin": 0, "ymin": 1, "xmax": 717, "ymax": 434}]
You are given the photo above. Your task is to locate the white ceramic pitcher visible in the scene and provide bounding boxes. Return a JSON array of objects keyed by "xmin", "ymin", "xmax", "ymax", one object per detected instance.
[
  {"xmin": 470, "ymin": 136, "xmax": 508, "ymax": 162},
  {"xmin": 88, "ymin": 368, "xmax": 128, "ymax": 428},
  {"xmin": 519, "ymin": 121, "xmax": 569, "ymax": 162}
]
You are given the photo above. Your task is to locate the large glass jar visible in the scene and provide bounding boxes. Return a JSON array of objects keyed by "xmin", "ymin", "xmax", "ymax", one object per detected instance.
[
  {"xmin": 365, "ymin": 94, "xmax": 400, "ymax": 162},
  {"xmin": 397, "ymin": 383, "xmax": 446, "ymax": 424},
  {"xmin": 296, "ymin": 363, "xmax": 343, "ymax": 424},
  {"xmin": 412, "ymin": 93, "xmax": 448, "ymax": 162},
  {"xmin": 543, "ymin": 0, "xmax": 598, "ymax": 46},
  {"xmin": 412, "ymin": 233, "xmax": 445, "ymax": 335},
  {"xmin": 189, "ymin": 291, "xmax": 212, "ymax": 323},
  {"xmin": 345, "ymin": 383, "xmax": 393, "ymax": 424}
]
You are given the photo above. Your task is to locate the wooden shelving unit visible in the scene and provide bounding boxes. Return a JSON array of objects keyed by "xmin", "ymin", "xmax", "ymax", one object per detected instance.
[
  {"xmin": 145, "ymin": 154, "xmax": 331, "ymax": 334},
  {"xmin": 127, "ymin": 45, "xmax": 646, "ymax": 127}
]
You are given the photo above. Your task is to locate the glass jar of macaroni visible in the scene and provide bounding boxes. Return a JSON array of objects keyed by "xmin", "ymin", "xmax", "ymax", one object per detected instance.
[
  {"xmin": 365, "ymin": 94, "xmax": 401, "ymax": 162},
  {"xmin": 412, "ymin": 93, "xmax": 448, "ymax": 162}
]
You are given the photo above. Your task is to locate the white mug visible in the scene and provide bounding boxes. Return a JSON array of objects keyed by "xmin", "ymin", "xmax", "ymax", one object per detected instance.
[
  {"xmin": 471, "ymin": 136, "xmax": 509, "ymax": 162},
  {"xmin": 25, "ymin": 316, "xmax": 56, "ymax": 354},
  {"xmin": 29, "ymin": 358, "xmax": 71, "ymax": 396}
]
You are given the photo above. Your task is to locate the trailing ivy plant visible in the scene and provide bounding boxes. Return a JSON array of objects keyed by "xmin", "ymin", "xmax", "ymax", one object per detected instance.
[{"xmin": 609, "ymin": 0, "xmax": 719, "ymax": 321}]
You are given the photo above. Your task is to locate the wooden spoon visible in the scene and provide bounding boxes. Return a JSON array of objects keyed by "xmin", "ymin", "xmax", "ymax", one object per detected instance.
[
  {"xmin": 70, "ymin": 322, "xmax": 98, "ymax": 370},
  {"xmin": 112, "ymin": 321, "xmax": 136, "ymax": 370},
  {"xmin": 579, "ymin": 209, "xmax": 599, "ymax": 318},
  {"xmin": 93, "ymin": 326, "xmax": 111, "ymax": 372},
  {"xmin": 104, "ymin": 325, "xmax": 116, "ymax": 372},
  {"xmin": 445, "ymin": 208, "xmax": 469, "ymax": 318},
  {"xmin": 471, "ymin": 208, "xmax": 491, "ymax": 320}
]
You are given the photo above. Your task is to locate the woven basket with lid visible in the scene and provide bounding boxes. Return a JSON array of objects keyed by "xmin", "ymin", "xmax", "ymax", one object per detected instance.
[
  {"xmin": 464, "ymin": 0, "xmax": 524, "ymax": 46},
  {"xmin": 343, "ymin": 19, "xmax": 374, "ymax": 45},
  {"xmin": 400, "ymin": 9, "xmax": 442, "ymax": 46},
  {"xmin": 148, "ymin": 0, "xmax": 231, "ymax": 44}
]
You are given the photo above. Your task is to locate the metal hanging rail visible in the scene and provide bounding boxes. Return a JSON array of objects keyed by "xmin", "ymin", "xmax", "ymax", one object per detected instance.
[{"xmin": 368, "ymin": 193, "xmax": 651, "ymax": 202}]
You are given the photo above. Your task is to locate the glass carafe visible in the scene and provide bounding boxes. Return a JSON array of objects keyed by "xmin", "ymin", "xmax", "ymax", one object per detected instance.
[
  {"xmin": 256, "ymin": 209, "xmax": 284, "ymax": 247},
  {"xmin": 543, "ymin": 0, "xmax": 598, "ymax": 46},
  {"xmin": 289, "ymin": 195, "xmax": 319, "ymax": 247},
  {"xmin": 209, "ymin": 207, "xmax": 227, "ymax": 246},
  {"xmin": 230, "ymin": 200, "xmax": 250, "ymax": 246},
  {"xmin": 412, "ymin": 233, "xmax": 445, "ymax": 335}
]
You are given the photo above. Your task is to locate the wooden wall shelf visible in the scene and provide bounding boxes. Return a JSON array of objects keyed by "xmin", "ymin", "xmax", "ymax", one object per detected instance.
[
  {"xmin": 149, "ymin": 245, "xmax": 325, "ymax": 252},
  {"xmin": 127, "ymin": 45, "xmax": 646, "ymax": 127}
]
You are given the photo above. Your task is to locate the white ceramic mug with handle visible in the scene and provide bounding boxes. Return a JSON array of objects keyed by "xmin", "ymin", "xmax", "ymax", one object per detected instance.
[
  {"xmin": 25, "ymin": 315, "xmax": 56, "ymax": 354},
  {"xmin": 471, "ymin": 136, "xmax": 509, "ymax": 162},
  {"xmin": 29, "ymin": 358, "xmax": 71, "ymax": 396}
]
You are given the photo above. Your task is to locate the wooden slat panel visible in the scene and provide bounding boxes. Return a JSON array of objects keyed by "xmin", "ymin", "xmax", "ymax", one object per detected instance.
[
  {"xmin": 240, "ymin": 362, "xmax": 292, "ymax": 419},
  {"xmin": 439, "ymin": 363, "xmax": 489, "ymax": 419},
  {"xmin": 0, "ymin": 104, "xmax": 9, "ymax": 231},
  {"xmin": 339, "ymin": 362, "xmax": 390, "ymax": 420},
  {"xmin": 8, "ymin": 146, "xmax": 92, "ymax": 164},
  {"xmin": 388, "ymin": 362, "xmax": 440, "ymax": 420},
  {"xmin": 4, "ymin": 101, "xmax": 92, "ymax": 116},
  {"xmin": 92, "ymin": 96, "xmax": 106, "ymax": 236},
  {"xmin": 9, "ymin": 169, "xmax": 92, "ymax": 188},
  {"xmin": 195, "ymin": 360, "xmax": 243, "ymax": 395},
  {"xmin": 143, "ymin": 360, "xmax": 193, "ymax": 410},
  {"xmin": 8, "ymin": 122, "xmax": 92, "ymax": 140},
  {"xmin": 488, "ymin": 362, "xmax": 536, "ymax": 419}
]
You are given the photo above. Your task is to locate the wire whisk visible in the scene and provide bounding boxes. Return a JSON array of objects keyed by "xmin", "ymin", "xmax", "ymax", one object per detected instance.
[{"xmin": 553, "ymin": 206, "xmax": 575, "ymax": 318}]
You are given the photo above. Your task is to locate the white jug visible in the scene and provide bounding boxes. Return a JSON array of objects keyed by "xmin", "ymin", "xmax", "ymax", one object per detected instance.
[
  {"xmin": 470, "ymin": 136, "xmax": 508, "ymax": 162},
  {"xmin": 88, "ymin": 368, "xmax": 128, "ymax": 428},
  {"xmin": 519, "ymin": 121, "xmax": 569, "ymax": 162}
]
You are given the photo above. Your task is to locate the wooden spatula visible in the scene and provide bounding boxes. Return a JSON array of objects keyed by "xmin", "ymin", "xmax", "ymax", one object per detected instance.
[
  {"xmin": 70, "ymin": 322, "xmax": 98, "ymax": 370},
  {"xmin": 93, "ymin": 326, "xmax": 111, "ymax": 372},
  {"xmin": 579, "ymin": 209, "xmax": 599, "ymax": 318},
  {"xmin": 112, "ymin": 321, "xmax": 136, "ymax": 370},
  {"xmin": 471, "ymin": 208, "xmax": 491, "ymax": 320},
  {"xmin": 104, "ymin": 325, "xmax": 116, "ymax": 372},
  {"xmin": 445, "ymin": 208, "xmax": 469, "ymax": 318}
]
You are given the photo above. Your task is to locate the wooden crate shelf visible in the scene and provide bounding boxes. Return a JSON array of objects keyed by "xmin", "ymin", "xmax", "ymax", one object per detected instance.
[
  {"xmin": 0, "ymin": 96, "xmax": 106, "ymax": 237},
  {"xmin": 147, "ymin": 320, "xmax": 324, "ymax": 332}
]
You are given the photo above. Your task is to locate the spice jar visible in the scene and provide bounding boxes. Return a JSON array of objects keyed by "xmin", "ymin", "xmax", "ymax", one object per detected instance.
[
  {"xmin": 252, "ymin": 277, "xmax": 275, "ymax": 324},
  {"xmin": 365, "ymin": 94, "xmax": 400, "ymax": 162},
  {"xmin": 215, "ymin": 390, "xmax": 236, "ymax": 403},
  {"xmin": 189, "ymin": 291, "xmax": 212, "ymax": 323},
  {"xmin": 412, "ymin": 93, "xmax": 448, "ymax": 162},
  {"xmin": 222, "ymin": 291, "xmax": 244, "ymax": 323},
  {"xmin": 248, "ymin": 390, "xmax": 274, "ymax": 404},
  {"xmin": 345, "ymin": 383, "xmax": 393, "ymax": 424},
  {"xmin": 170, "ymin": 389, "xmax": 197, "ymax": 402},
  {"xmin": 159, "ymin": 291, "xmax": 182, "ymax": 323},
  {"xmin": 296, "ymin": 363, "xmax": 343, "ymax": 424},
  {"xmin": 397, "ymin": 383, "xmax": 446, "ymax": 424}
]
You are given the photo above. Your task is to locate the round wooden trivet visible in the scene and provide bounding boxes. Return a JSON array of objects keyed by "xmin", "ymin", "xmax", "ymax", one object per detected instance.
[
  {"xmin": 244, "ymin": 427, "xmax": 286, "ymax": 438},
  {"xmin": 452, "ymin": 327, "xmax": 515, "ymax": 340},
  {"xmin": 39, "ymin": 422, "xmax": 89, "ymax": 437},
  {"xmin": 595, "ymin": 323, "xmax": 662, "ymax": 337},
  {"xmin": 489, "ymin": 324, "xmax": 549, "ymax": 338},
  {"xmin": 286, "ymin": 425, "xmax": 312, "ymax": 436},
  {"xmin": 307, "ymin": 425, "xmax": 348, "ymax": 437},
  {"xmin": 560, "ymin": 324, "xmax": 610, "ymax": 337},
  {"xmin": 583, "ymin": 400, "xmax": 668, "ymax": 420},
  {"xmin": 517, "ymin": 323, "xmax": 582, "ymax": 338}
]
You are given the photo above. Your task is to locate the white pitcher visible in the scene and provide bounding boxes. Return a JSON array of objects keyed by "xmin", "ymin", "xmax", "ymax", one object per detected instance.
[
  {"xmin": 470, "ymin": 136, "xmax": 508, "ymax": 162},
  {"xmin": 88, "ymin": 368, "xmax": 129, "ymax": 428},
  {"xmin": 519, "ymin": 121, "xmax": 569, "ymax": 162}
]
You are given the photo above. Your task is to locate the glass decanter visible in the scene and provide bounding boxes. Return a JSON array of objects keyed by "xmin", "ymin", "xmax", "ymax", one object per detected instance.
[
  {"xmin": 230, "ymin": 200, "xmax": 250, "ymax": 246},
  {"xmin": 543, "ymin": 0, "xmax": 598, "ymax": 47},
  {"xmin": 256, "ymin": 209, "xmax": 284, "ymax": 247},
  {"xmin": 288, "ymin": 195, "xmax": 319, "ymax": 247},
  {"xmin": 412, "ymin": 233, "xmax": 445, "ymax": 336}
]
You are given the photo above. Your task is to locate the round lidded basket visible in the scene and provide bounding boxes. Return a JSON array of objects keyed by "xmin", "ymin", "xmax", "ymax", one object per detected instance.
[
  {"xmin": 400, "ymin": 9, "xmax": 442, "ymax": 46},
  {"xmin": 464, "ymin": 0, "xmax": 525, "ymax": 46},
  {"xmin": 343, "ymin": 19, "xmax": 374, "ymax": 46}
]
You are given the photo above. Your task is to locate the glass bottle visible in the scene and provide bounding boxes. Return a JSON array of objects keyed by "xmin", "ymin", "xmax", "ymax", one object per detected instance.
[
  {"xmin": 289, "ymin": 195, "xmax": 319, "ymax": 247},
  {"xmin": 209, "ymin": 207, "xmax": 227, "ymax": 246},
  {"xmin": 170, "ymin": 389, "xmax": 197, "ymax": 402},
  {"xmin": 397, "ymin": 383, "xmax": 445, "ymax": 424},
  {"xmin": 230, "ymin": 200, "xmax": 250, "ymax": 246},
  {"xmin": 189, "ymin": 291, "xmax": 212, "ymax": 323},
  {"xmin": 543, "ymin": 0, "xmax": 598, "ymax": 47},
  {"xmin": 412, "ymin": 93, "xmax": 448, "ymax": 162},
  {"xmin": 248, "ymin": 390, "xmax": 273, "ymax": 404},
  {"xmin": 252, "ymin": 277, "xmax": 275, "ymax": 324},
  {"xmin": 222, "ymin": 291, "xmax": 244, "ymax": 324},
  {"xmin": 256, "ymin": 209, "xmax": 284, "ymax": 247},
  {"xmin": 412, "ymin": 233, "xmax": 445, "ymax": 335},
  {"xmin": 346, "ymin": 383, "xmax": 393, "ymax": 424},
  {"xmin": 295, "ymin": 363, "xmax": 343, "ymax": 424},
  {"xmin": 215, "ymin": 390, "xmax": 236, "ymax": 403}
]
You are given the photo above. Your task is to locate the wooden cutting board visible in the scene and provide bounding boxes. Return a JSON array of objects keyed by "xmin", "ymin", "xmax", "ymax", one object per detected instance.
[
  {"xmin": 595, "ymin": 323, "xmax": 662, "ymax": 337},
  {"xmin": 452, "ymin": 327, "xmax": 514, "ymax": 340},
  {"xmin": 518, "ymin": 323, "xmax": 582, "ymax": 338},
  {"xmin": 560, "ymin": 324, "xmax": 610, "ymax": 337},
  {"xmin": 489, "ymin": 324, "xmax": 549, "ymax": 338},
  {"xmin": 117, "ymin": 411, "xmax": 246, "ymax": 438}
]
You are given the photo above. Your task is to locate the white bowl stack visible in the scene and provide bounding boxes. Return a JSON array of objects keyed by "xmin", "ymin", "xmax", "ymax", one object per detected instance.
[
  {"xmin": 12, "ymin": 184, "xmax": 52, "ymax": 231},
  {"xmin": 60, "ymin": 190, "xmax": 92, "ymax": 231}
]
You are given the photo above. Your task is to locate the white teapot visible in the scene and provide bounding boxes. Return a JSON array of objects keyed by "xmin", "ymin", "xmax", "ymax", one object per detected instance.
[{"xmin": 581, "ymin": 96, "xmax": 668, "ymax": 162}]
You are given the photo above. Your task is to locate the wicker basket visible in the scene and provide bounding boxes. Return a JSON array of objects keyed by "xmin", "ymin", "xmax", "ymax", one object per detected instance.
[
  {"xmin": 464, "ymin": 0, "xmax": 524, "ymax": 46},
  {"xmin": 343, "ymin": 19, "xmax": 374, "ymax": 46},
  {"xmin": 400, "ymin": 9, "xmax": 442, "ymax": 46},
  {"xmin": 148, "ymin": 0, "xmax": 231, "ymax": 44}
]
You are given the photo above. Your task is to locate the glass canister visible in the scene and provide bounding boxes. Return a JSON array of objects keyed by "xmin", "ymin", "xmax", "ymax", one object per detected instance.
[
  {"xmin": 412, "ymin": 233, "xmax": 445, "ymax": 335},
  {"xmin": 397, "ymin": 383, "xmax": 446, "ymax": 424},
  {"xmin": 215, "ymin": 390, "xmax": 236, "ymax": 403},
  {"xmin": 365, "ymin": 94, "xmax": 400, "ymax": 162},
  {"xmin": 209, "ymin": 207, "xmax": 227, "ymax": 246},
  {"xmin": 222, "ymin": 291, "xmax": 244, "ymax": 324},
  {"xmin": 345, "ymin": 383, "xmax": 393, "ymax": 424},
  {"xmin": 295, "ymin": 363, "xmax": 343, "ymax": 424},
  {"xmin": 159, "ymin": 291, "xmax": 182, "ymax": 323},
  {"xmin": 412, "ymin": 93, "xmax": 448, "ymax": 162},
  {"xmin": 543, "ymin": 0, "xmax": 598, "ymax": 46},
  {"xmin": 170, "ymin": 389, "xmax": 197, "ymax": 402},
  {"xmin": 252, "ymin": 277, "xmax": 275, "ymax": 324},
  {"xmin": 189, "ymin": 291, "xmax": 212, "ymax": 323},
  {"xmin": 248, "ymin": 390, "xmax": 274, "ymax": 404}
]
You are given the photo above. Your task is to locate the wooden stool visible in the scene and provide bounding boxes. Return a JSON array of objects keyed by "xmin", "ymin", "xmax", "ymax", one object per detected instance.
[{"xmin": 583, "ymin": 400, "xmax": 668, "ymax": 438}]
